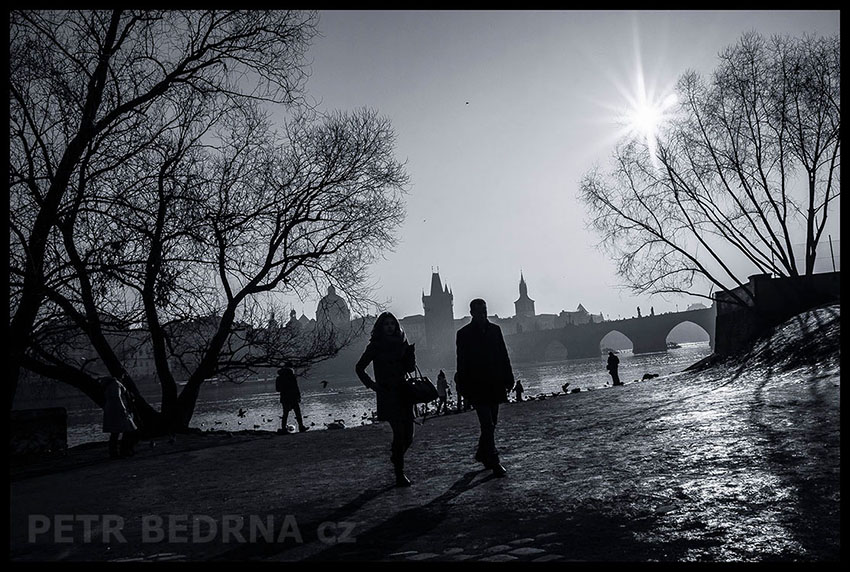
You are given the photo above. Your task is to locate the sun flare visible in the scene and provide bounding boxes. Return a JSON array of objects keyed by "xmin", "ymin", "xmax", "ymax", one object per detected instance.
[
  {"xmin": 583, "ymin": 25, "xmax": 684, "ymax": 169},
  {"xmin": 624, "ymin": 92, "xmax": 678, "ymax": 145}
]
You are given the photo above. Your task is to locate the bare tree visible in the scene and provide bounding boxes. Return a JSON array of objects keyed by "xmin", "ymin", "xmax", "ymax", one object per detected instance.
[
  {"xmin": 16, "ymin": 99, "xmax": 408, "ymax": 432},
  {"xmin": 9, "ymin": 10, "xmax": 318, "ymax": 405},
  {"xmin": 579, "ymin": 32, "xmax": 839, "ymax": 306}
]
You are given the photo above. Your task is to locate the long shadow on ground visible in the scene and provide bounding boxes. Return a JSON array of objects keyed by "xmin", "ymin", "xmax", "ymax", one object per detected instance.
[
  {"xmin": 210, "ymin": 483, "xmax": 397, "ymax": 560},
  {"xmin": 306, "ymin": 469, "xmax": 496, "ymax": 560}
]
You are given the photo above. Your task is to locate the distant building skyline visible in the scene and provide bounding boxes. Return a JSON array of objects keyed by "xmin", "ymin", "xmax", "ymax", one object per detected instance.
[{"xmin": 295, "ymin": 270, "xmax": 612, "ymax": 352}]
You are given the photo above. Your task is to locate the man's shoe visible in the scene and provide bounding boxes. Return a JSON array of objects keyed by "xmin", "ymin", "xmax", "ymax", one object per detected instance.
[
  {"xmin": 491, "ymin": 464, "xmax": 507, "ymax": 478},
  {"xmin": 395, "ymin": 472, "xmax": 412, "ymax": 487},
  {"xmin": 298, "ymin": 425, "xmax": 309, "ymax": 433}
]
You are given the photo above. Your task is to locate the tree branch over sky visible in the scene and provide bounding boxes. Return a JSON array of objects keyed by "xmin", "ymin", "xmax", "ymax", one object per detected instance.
[
  {"xmin": 579, "ymin": 32, "xmax": 839, "ymax": 306},
  {"xmin": 9, "ymin": 10, "xmax": 409, "ymax": 433}
]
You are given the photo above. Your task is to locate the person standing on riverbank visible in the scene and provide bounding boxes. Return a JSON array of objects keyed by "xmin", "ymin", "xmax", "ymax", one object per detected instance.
[
  {"xmin": 607, "ymin": 351, "xmax": 622, "ymax": 386},
  {"xmin": 454, "ymin": 372, "xmax": 464, "ymax": 412},
  {"xmin": 101, "ymin": 376, "xmax": 138, "ymax": 458},
  {"xmin": 276, "ymin": 363, "xmax": 308, "ymax": 433},
  {"xmin": 456, "ymin": 298, "xmax": 515, "ymax": 478},
  {"xmin": 436, "ymin": 370, "xmax": 449, "ymax": 414},
  {"xmin": 355, "ymin": 312, "xmax": 418, "ymax": 487},
  {"xmin": 514, "ymin": 379, "xmax": 524, "ymax": 402}
]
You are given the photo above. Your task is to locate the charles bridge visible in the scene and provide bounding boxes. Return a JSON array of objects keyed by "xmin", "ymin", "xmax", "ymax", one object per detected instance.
[{"xmin": 502, "ymin": 306, "xmax": 716, "ymax": 362}]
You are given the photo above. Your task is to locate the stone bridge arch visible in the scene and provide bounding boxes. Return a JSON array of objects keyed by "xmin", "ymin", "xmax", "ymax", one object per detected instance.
[
  {"xmin": 504, "ymin": 306, "xmax": 716, "ymax": 362},
  {"xmin": 665, "ymin": 320, "xmax": 711, "ymax": 345},
  {"xmin": 598, "ymin": 330, "xmax": 633, "ymax": 353}
]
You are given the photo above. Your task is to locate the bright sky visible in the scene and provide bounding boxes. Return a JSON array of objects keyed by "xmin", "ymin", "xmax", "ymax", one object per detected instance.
[{"xmin": 296, "ymin": 10, "xmax": 840, "ymax": 321}]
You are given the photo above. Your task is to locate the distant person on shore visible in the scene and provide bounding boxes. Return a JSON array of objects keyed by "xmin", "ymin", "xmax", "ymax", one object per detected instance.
[
  {"xmin": 514, "ymin": 379, "xmax": 524, "ymax": 402},
  {"xmin": 607, "ymin": 351, "xmax": 622, "ymax": 386},
  {"xmin": 101, "ymin": 376, "xmax": 138, "ymax": 458},
  {"xmin": 454, "ymin": 372, "xmax": 464, "ymax": 412},
  {"xmin": 355, "ymin": 312, "xmax": 417, "ymax": 487},
  {"xmin": 456, "ymin": 298, "xmax": 515, "ymax": 477},
  {"xmin": 276, "ymin": 362, "xmax": 308, "ymax": 433},
  {"xmin": 436, "ymin": 370, "xmax": 449, "ymax": 414}
]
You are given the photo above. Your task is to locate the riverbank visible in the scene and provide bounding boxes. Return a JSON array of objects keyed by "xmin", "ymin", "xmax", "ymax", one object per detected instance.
[
  {"xmin": 9, "ymin": 305, "xmax": 840, "ymax": 562},
  {"xmin": 17, "ymin": 341, "xmax": 713, "ymax": 450}
]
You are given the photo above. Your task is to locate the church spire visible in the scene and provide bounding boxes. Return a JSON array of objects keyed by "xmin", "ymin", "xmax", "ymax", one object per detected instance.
[{"xmin": 514, "ymin": 270, "xmax": 535, "ymax": 317}]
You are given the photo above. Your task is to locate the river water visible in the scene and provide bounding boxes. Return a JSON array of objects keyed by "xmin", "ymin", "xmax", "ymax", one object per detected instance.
[{"xmin": 26, "ymin": 342, "xmax": 712, "ymax": 448}]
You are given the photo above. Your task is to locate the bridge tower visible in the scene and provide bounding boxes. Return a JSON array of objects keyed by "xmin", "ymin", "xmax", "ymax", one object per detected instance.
[{"xmin": 422, "ymin": 270, "xmax": 454, "ymax": 356}]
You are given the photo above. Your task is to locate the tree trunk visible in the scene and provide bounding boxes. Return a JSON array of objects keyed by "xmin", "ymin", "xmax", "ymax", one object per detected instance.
[{"xmin": 8, "ymin": 11, "xmax": 122, "ymax": 409}]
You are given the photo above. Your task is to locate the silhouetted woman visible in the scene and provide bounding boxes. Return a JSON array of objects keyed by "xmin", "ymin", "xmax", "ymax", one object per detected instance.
[{"xmin": 355, "ymin": 312, "xmax": 417, "ymax": 487}]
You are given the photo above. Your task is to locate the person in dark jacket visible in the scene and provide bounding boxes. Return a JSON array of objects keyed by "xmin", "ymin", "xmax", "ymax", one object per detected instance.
[
  {"xmin": 101, "ymin": 376, "xmax": 138, "ymax": 458},
  {"xmin": 355, "ymin": 312, "xmax": 417, "ymax": 487},
  {"xmin": 276, "ymin": 362, "xmax": 308, "ymax": 433},
  {"xmin": 607, "ymin": 351, "xmax": 622, "ymax": 386},
  {"xmin": 456, "ymin": 298, "xmax": 515, "ymax": 477}
]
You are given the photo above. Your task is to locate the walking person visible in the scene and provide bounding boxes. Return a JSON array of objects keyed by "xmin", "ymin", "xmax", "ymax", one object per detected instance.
[
  {"xmin": 276, "ymin": 362, "xmax": 308, "ymax": 433},
  {"xmin": 435, "ymin": 370, "xmax": 449, "ymax": 414},
  {"xmin": 456, "ymin": 298, "xmax": 515, "ymax": 477},
  {"xmin": 101, "ymin": 375, "xmax": 138, "ymax": 459},
  {"xmin": 355, "ymin": 312, "xmax": 418, "ymax": 487},
  {"xmin": 607, "ymin": 351, "xmax": 622, "ymax": 386}
]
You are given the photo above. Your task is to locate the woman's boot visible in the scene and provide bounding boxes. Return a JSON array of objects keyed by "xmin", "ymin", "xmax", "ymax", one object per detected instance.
[
  {"xmin": 392, "ymin": 451, "xmax": 411, "ymax": 487},
  {"xmin": 394, "ymin": 465, "xmax": 411, "ymax": 487}
]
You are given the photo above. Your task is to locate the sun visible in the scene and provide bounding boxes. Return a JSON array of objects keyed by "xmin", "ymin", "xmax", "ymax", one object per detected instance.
[
  {"xmin": 628, "ymin": 100, "xmax": 663, "ymax": 140},
  {"xmin": 621, "ymin": 88, "xmax": 678, "ymax": 165},
  {"xmin": 584, "ymin": 24, "xmax": 683, "ymax": 168},
  {"xmin": 624, "ymin": 92, "xmax": 678, "ymax": 145}
]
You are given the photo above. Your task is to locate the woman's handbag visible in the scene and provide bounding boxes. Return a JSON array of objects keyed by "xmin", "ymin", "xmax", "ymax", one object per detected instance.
[{"xmin": 402, "ymin": 366, "xmax": 439, "ymax": 404}]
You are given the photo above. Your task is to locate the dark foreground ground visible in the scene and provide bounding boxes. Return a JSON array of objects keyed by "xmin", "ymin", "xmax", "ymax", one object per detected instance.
[{"xmin": 9, "ymin": 305, "xmax": 840, "ymax": 562}]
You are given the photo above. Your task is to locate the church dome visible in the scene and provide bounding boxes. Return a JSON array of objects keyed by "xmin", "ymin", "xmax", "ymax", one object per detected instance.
[{"xmin": 316, "ymin": 285, "xmax": 350, "ymax": 329}]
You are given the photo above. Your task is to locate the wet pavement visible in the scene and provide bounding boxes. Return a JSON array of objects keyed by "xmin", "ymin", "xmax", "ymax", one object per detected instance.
[{"xmin": 8, "ymin": 306, "xmax": 840, "ymax": 562}]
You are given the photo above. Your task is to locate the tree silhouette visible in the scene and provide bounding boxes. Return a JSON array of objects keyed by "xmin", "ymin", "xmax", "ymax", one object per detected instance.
[
  {"xmin": 9, "ymin": 11, "xmax": 409, "ymax": 433},
  {"xmin": 579, "ymin": 32, "xmax": 839, "ymax": 307}
]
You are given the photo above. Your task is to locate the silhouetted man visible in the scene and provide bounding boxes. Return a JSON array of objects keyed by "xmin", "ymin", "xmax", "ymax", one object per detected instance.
[
  {"xmin": 607, "ymin": 351, "xmax": 622, "ymax": 386},
  {"xmin": 456, "ymin": 298, "xmax": 515, "ymax": 477}
]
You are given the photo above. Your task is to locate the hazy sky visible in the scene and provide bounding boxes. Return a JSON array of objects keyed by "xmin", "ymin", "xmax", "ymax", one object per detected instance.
[{"xmin": 295, "ymin": 10, "xmax": 840, "ymax": 321}]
